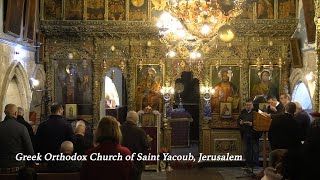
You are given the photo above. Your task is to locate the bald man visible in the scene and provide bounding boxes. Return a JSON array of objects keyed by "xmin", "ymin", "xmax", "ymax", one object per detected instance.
[
  {"xmin": 48, "ymin": 141, "xmax": 81, "ymax": 172},
  {"xmin": 0, "ymin": 104, "xmax": 34, "ymax": 171},
  {"xmin": 121, "ymin": 111, "xmax": 150, "ymax": 180},
  {"xmin": 60, "ymin": 141, "xmax": 74, "ymax": 155}
]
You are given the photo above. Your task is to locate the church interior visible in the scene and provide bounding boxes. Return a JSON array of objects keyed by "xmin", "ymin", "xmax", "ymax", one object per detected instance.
[{"xmin": 0, "ymin": 0, "xmax": 319, "ymax": 179}]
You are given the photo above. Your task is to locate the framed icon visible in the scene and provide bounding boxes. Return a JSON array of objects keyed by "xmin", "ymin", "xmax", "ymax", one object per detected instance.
[
  {"xmin": 220, "ymin": 102, "xmax": 232, "ymax": 118},
  {"xmin": 65, "ymin": 104, "xmax": 77, "ymax": 119}
]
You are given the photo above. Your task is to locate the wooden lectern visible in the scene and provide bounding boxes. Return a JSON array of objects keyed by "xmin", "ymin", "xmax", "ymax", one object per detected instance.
[{"xmin": 253, "ymin": 112, "xmax": 272, "ymax": 168}]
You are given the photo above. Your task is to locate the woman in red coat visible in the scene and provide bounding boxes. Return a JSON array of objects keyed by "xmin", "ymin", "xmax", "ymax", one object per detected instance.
[{"xmin": 81, "ymin": 116, "xmax": 134, "ymax": 180}]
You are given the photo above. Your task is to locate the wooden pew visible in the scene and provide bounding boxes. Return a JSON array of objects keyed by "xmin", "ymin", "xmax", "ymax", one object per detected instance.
[
  {"xmin": 0, "ymin": 173, "xmax": 18, "ymax": 180},
  {"xmin": 37, "ymin": 172, "xmax": 80, "ymax": 180}
]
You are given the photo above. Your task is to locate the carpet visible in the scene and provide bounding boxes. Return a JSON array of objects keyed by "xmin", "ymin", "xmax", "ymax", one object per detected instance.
[{"xmin": 166, "ymin": 168, "xmax": 224, "ymax": 180}]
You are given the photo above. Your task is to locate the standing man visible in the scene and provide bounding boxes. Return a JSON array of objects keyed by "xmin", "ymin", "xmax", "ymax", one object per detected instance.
[
  {"xmin": 238, "ymin": 99, "xmax": 259, "ymax": 169},
  {"xmin": 261, "ymin": 95, "xmax": 284, "ymax": 118},
  {"xmin": 268, "ymin": 102, "xmax": 302, "ymax": 180},
  {"xmin": 0, "ymin": 104, "xmax": 34, "ymax": 171},
  {"xmin": 17, "ymin": 107, "xmax": 35, "ymax": 148},
  {"xmin": 293, "ymin": 101, "xmax": 310, "ymax": 142},
  {"xmin": 35, "ymin": 103, "xmax": 74, "ymax": 156},
  {"xmin": 121, "ymin": 111, "xmax": 150, "ymax": 180}
]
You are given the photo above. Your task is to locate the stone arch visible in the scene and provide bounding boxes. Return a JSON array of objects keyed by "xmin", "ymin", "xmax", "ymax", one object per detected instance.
[
  {"xmin": 0, "ymin": 60, "xmax": 32, "ymax": 120},
  {"xmin": 29, "ymin": 64, "xmax": 46, "ymax": 122}
]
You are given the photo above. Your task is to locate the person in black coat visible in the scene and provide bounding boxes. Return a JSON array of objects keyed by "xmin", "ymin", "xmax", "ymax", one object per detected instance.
[
  {"xmin": 120, "ymin": 111, "xmax": 150, "ymax": 180},
  {"xmin": 266, "ymin": 95, "xmax": 284, "ymax": 115},
  {"xmin": 238, "ymin": 99, "xmax": 260, "ymax": 168},
  {"xmin": 268, "ymin": 102, "xmax": 302, "ymax": 180},
  {"xmin": 17, "ymin": 107, "xmax": 35, "ymax": 148},
  {"xmin": 0, "ymin": 104, "xmax": 34, "ymax": 169},
  {"xmin": 35, "ymin": 103, "xmax": 74, "ymax": 157}
]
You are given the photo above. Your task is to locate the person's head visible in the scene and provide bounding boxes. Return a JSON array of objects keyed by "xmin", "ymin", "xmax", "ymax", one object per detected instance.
[
  {"xmin": 4, "ymin": 104, "xmax": 18, "ymax": 118},
  {"xmin": 126, "ymin": 110, "xmax": 139, "ymax": 124},
  {"xmin": 17, "ymin": 107, "xmax": 24, "ymax": 116},
  {"xmin": 245, "ymin": 99, "xmax": 254, "ymax": 111},
  {"xmin": 267, "ymin": 95, "xmax": 278, "ymax": 107},
  {"xmin": 285, "ymin": 102, "xmax": 296, "ymax": 115},
  {"xmin": 260, "ymin": 70, "xmax": 271, "ymax": 83},
  {"xmin": 293, "ymin": 101, "xmax": 302, "ymax": 113},
  {"xmin": 75, "ymin": 122, "xmax": 86, "ymax": 136},
  {"xmin": 95, "ymin": 116, "xmax": 122, "ymax": 144},
  {"xmin": 279, "ymin": 93, "xmax": 291, "ymax": 106},
  {"xmin": 50, "ymin": 103, "xmax": 64, "ymax": 116},
  {"xmin": 60, "ymin": 141, "xmax": 74, "ymax": 155},
  {"xmin": 219, "ymin": 68, "xmax": 230, "ymax": 82}
]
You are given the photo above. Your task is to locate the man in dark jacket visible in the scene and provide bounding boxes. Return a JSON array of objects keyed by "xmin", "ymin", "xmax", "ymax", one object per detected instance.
[
  {"xmin": 238, "ymin": 99, "xmax": 259, "ymax": 168},
  {"xmin": 17, "ymin": 107, "xmax": 35, "ymax": 148},
  {"xmin": 0, "ymin": 104, "xmax": 34, "ymax": 171},
  {"xmin": 35, "ymin": 103, "xmax": 74, "ymax": 156},
  {"xmin": 268, "ymin": 102, "xmax": 302, "ymax": 180},
  {"xmin": 121, "ymin": 111, "xmax": 150, "ymax": 180}
]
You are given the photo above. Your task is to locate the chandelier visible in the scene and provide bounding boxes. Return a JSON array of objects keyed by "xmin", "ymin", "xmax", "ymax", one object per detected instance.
[{"xmin": 157, "ymin": 0, "xmax": 247, "ymax": 57}]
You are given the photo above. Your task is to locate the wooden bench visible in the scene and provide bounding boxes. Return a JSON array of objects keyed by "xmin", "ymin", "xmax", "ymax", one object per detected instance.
[
  {"xmin": 37, "ymin": 172, "xmax": 80, "ymax": 180},
  {"xmin": 0, "ymin": 173, "xmax": 18, "ymax": 180}
]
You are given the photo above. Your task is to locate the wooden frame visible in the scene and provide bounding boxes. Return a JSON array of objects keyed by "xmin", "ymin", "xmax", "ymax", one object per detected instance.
[
  {"xmin": 210, "ymin": 65, "xmax": 240, "ymax": 114},
  {"xmin": 290, "ymin": 38, "xmax": 303, "ymax": 68},
  {"xmin": 220, "ymin": 102, "xmax": 232, "ymax": 118},
  {"xmin": 5, "ymin": 0, "xmax": 26, "ymax": 37},
  {"xmin": 135, "ymin": 64, "xmax": 163, "ymax": 111},
  {"xmin": 249, "ymin": 65, "xmax": 281, "ymax": 100},
  {"xmin": 65, "ymin": 104, "xmax": 78, "ymax": 119},
  {"xmin": 24, "ymin": 0, "xmax": 38, "ymax": 42},
  {"xmin": 36, "ymin": 32, "xmax": 45, "ymax": 64},
  {"xmin": 302, "ymin": 0, "xmax": 316, "ymax": 43}
]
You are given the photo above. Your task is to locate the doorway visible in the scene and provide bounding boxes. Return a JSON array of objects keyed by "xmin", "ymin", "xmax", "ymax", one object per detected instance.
[{"xmin": 171, "ymin": 72, "xmax": 199, "ymax": 154}]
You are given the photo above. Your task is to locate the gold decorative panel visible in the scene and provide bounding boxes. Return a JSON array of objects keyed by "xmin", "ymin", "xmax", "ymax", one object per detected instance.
[
  {"xmin": 129, "ymin": 0, "xmax": 148, "ymax": 21},
  {"xmin": 211, "ymin": 129, "xmax": 242, "ymax": 155},
  {"xmin": 43, "ymin": 0, "xmax": 62, "ymax": 20},
  {"xmin": 87, "ymin": 0, "xmax": 105, "ymax": 20},
  {"xmin": 65, "ymin": 0, "xmax": 84, "ymax": 20},
  {"xmin": 108, "ymin": 0, "xmax": 126, "ymax": 20}
]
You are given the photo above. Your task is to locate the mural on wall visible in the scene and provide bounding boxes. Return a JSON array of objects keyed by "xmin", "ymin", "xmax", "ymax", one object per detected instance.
[
  {"xmin": 238, "ymin": 2, "xmax": 254, "ymax": 19},
  {"xmin": 44, "ymin": 0, "xmax": 62, "ymax": 20},
  {"xmin": 257, "ymin": 0, "xmax": 274, "ymax": 19},
  {"xmin": 24, "ymin": 0, "xmax": 37, "ymax": 42},
  {"xmin": 129, "ymin": 0, "xmax": 148, "ymax": 21},
  {"xmin": 136, "ymin": 65, "xmax": 163, "ymax": 111},
  {"xmin": 302, "ymin": 0, "xmax": 316, "ymax": 43},
  {"xmin": 55, "ymin": 59, "xmax": 92, "ymax": 106},
  {"xmin": 210, "ymin": 66, "xmax": 240, "ymax": 114},
  {"xmin": 87, "ymin": 0, "xmax": 105, "ymax": 20},
  {"xmin": 151, "ymin": 0, "xmax": 166, "ymax": 21},
  {"xmin": 249, "ymin": 65, "xmax": 280, "ymax": 100},
  {"xmin": 108, "ymin": 0, "xmax": 126, "ymax": 20},
  {"xmin": 278, "ymin": 0, "xmax": 296, "ymax": 19},
  {"xmin": 4, "ymin": 0, "xmax": 25, "ymax": 37},
  {"xmin": 65, "ymin": 0, "xmax": 84, "ymax": 20}
]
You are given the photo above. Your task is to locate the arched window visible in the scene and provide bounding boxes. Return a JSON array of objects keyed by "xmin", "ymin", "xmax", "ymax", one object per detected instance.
[
  {"xmin": 105, "ymin": 77, "xmax": 120, "ymax": 109},
  {"xmin": 291, "ymin": 81, "xmax": 312, "ymax": 112}
]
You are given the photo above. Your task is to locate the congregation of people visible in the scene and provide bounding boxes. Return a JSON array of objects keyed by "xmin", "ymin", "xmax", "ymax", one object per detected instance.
[
  {"xmin": 0, "ymin": 103, "xmax": 149, "ymax": 180},
  {"xmin": 0, "ymin": 92, "xmax": 319, "ymax": 180},
  {"xmin": 239, "ymin": 93, "xmax": 318, "ymax": 180}
]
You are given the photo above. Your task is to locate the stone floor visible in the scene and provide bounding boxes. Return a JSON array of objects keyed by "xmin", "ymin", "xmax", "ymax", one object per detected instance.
[
  {"xmin": 142, "ymin": 167, "xmax": 263, "ymax": 180},
  {"xmin": 142, "ymin": 142, "xmax": 264, "ymax": 180}
]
